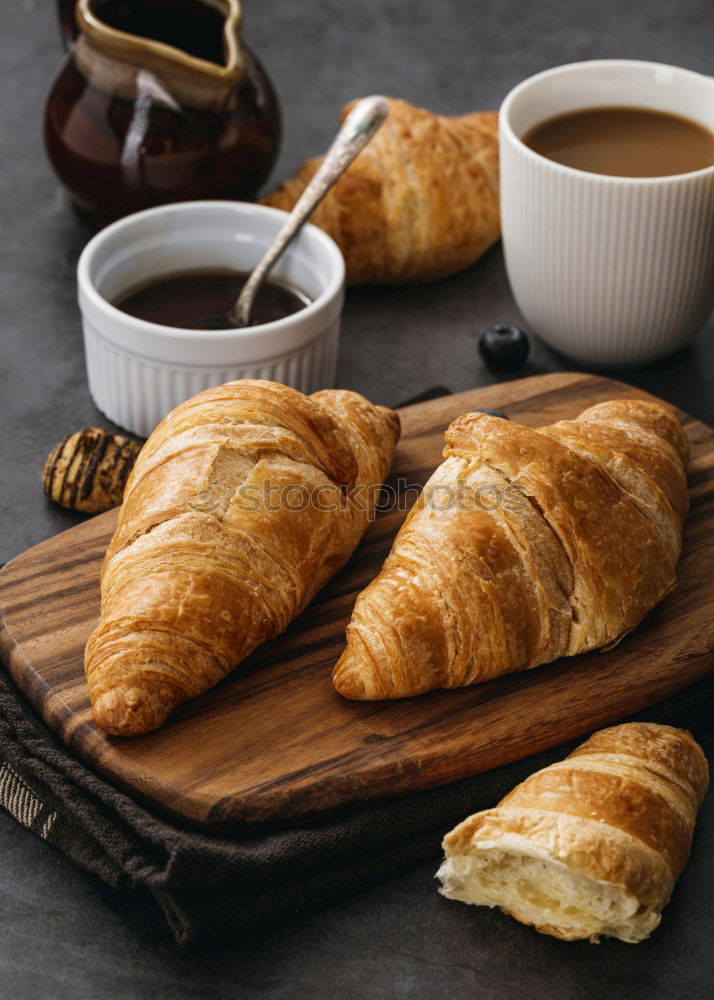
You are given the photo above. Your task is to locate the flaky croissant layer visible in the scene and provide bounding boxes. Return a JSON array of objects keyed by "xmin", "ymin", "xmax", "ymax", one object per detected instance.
[
  {"xmin": 85, "ymin": 380, "xmax": 400, "ymax": 736},
  {"xmin": 437, "ymin": 722, "xmax": 709, "ymax": 943},
  {"xmin": 262, "ymin": 97, "xmax": 500, "ymax": 285},
  {"xmin": 333, "ymin": 398, "xmax": 689, "ymax": 700}
]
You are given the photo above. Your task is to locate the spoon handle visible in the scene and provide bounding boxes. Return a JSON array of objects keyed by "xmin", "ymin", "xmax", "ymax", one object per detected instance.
[{"xmin": 232, "ymin": 95, "xmax": 389, "ymax": 327}]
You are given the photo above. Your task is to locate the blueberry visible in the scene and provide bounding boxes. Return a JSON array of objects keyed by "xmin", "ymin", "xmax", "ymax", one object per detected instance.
[
  {"xmin": 471, "ymin": 408, "xmax": 509, "ymax": 419},
  {"xmin": 478, "ymin": 325, "xmax": 530, "ymax": 373}
]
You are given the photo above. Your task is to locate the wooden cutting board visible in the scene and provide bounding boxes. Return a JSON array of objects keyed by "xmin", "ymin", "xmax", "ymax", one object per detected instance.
[{"xmin": 1, "ymin": 372, "xmax": 713, "ymax": 833}]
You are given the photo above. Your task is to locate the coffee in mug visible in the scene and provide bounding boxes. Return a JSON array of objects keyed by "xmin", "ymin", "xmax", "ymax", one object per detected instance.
[{"xmin": 523, "ymin": 106, "xmax": 714, "ymax": 178}]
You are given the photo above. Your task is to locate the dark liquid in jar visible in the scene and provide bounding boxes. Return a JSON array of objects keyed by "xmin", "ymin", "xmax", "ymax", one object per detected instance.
[
  {"xmin": 94, "ymin": 0, "xmax": 225, "ymax": 64},
  {"xmin": 114, "ymin": 269, "xmax": 311, "ymax": 329},
  {"xmin": 523, "ymin": 106, "xmax": 714, "ymax": 178}
]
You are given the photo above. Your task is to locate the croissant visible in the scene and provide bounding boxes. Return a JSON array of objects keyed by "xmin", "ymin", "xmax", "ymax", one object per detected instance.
[
  {"xmin": 85, "ymin": 380, "xmax": 400, "ymax": 736},
  {"xmin": 261, "ymin": 97, "xmax": 500, "ymax": 285},
  {"xmin": 437, "ymin": 722, "xmax": 709, "ymax": 943},
  {"xmin": 333, "ymin": 399, "xmax": 689, "ymax": 699}
]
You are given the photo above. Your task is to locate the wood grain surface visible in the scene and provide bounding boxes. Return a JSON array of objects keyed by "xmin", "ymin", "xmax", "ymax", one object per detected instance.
[{"xmin": 1, "ymin": 372, "xmax": 713, "ymax": 832}]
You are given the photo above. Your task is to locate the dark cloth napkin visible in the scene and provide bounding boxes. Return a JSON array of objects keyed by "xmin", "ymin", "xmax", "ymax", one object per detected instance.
[{"xmin": 0, "ymin": 663, "xmax": 712, "ymax": 946}]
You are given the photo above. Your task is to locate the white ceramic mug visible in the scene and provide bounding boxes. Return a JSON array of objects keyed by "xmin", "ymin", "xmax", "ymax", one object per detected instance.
[{"xmin": 500, "ymin": 60, "xmax": 714, "ymax": 367}]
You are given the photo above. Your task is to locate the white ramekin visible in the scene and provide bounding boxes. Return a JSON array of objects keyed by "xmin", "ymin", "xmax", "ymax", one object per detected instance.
[
  {"xmin": 77, "ymin": 201, "xmax": 345, "ymax": 436},
  {"xmin": 500, "ymin": 60, "xmax": 714, "ymax": 368}
]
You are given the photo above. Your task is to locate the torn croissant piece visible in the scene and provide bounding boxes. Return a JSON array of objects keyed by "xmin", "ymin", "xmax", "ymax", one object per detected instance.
[
  {"xmin": 85, "ymin": 380, "xmax": 400, "ymax": 736},
  {"xmin": 333, "ymin": 399, "xmax": 689, "ymax": 700},
  {"xmin": 437, "ymin": 722, "xmax": 709, "ymax": 943},
  {"xmin": 261, "ymin": 97, "xmax": 500, "ymax": 285}
]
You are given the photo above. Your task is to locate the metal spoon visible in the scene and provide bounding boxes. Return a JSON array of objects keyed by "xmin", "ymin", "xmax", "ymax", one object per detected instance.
[{"xmin": 229, "ymin": 95, "xmax": 388, "ymax": 328}]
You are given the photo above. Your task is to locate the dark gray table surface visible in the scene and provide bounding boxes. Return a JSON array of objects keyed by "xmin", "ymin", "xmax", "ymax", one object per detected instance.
[{"xmin": 1, "ymin": 1, "xmax": 713, "ymax": 997}]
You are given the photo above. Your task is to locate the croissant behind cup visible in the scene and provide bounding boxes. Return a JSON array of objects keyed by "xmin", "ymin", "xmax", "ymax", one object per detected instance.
[{"xmin": 262, "ymin": 97, "xmax": 500, "ymax": 285}]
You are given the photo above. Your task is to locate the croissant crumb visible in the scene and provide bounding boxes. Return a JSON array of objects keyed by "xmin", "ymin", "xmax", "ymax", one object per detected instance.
[{"xmin": 43, "ymin": 428, "xmax": 141, "ymax": 514}]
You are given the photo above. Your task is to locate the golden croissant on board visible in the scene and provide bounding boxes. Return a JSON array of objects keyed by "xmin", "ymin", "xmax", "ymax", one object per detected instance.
[
  {"xmin": 333, "ymin": 399, "xmax": 689, "ymax": 700},
  {"xmin": 85, "ymin": 380, "xmax": 400, "ymax": 736},
  {"xmin": 438, "ymin": 722, "xmax": 709, "ymax": 943},
  {"xmin": 261, "ymin": 97, "xmax": 500, "ymax": 285}
]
